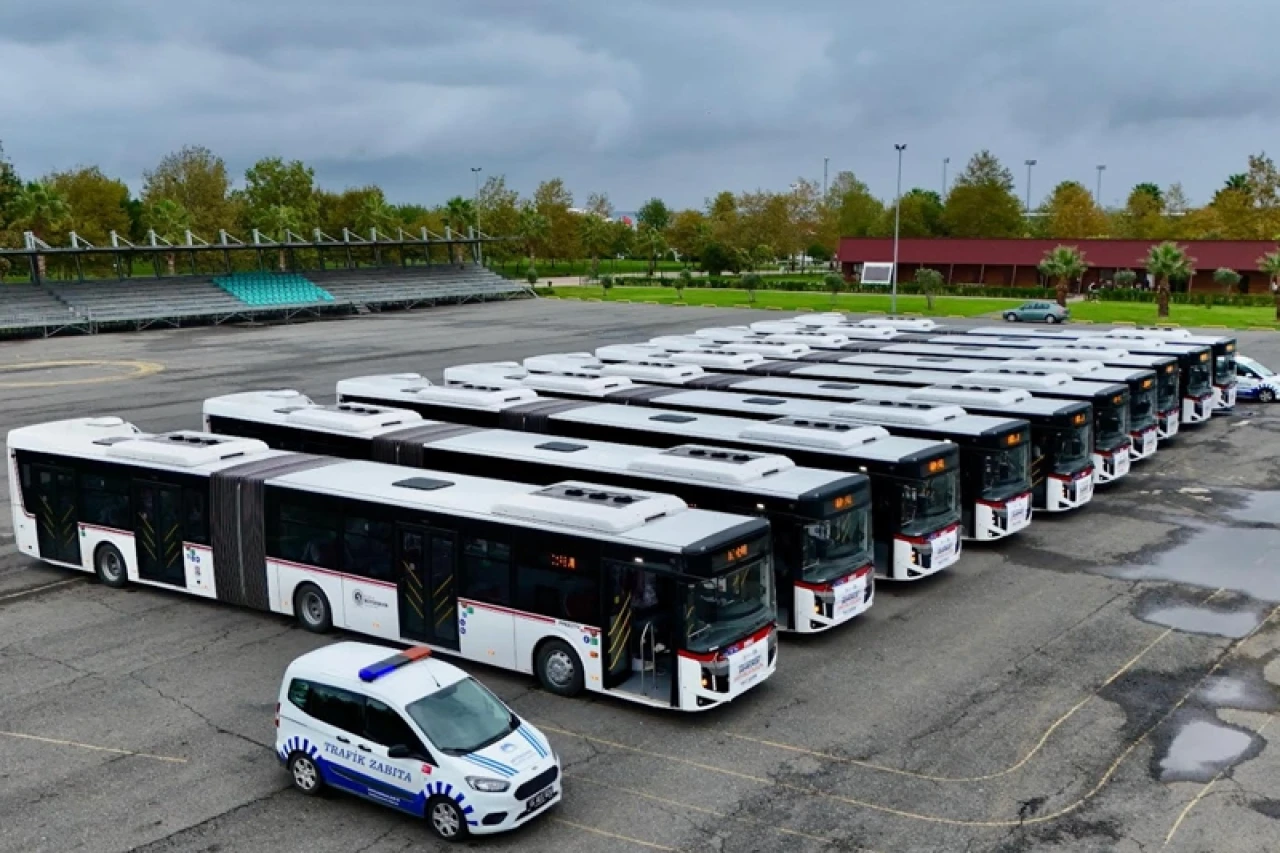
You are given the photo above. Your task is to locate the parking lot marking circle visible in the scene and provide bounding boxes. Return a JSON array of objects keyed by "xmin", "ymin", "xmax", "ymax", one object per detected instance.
[
  {"xmin": 0, "ymin": 359, "xmax": 164, "ymax": 388},
  {"xmin": 0, "ymin": 729, "xmax": 187, "ymax": 763}
]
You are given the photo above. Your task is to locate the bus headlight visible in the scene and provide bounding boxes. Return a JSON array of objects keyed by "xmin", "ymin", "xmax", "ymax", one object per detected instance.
[{"xmin": 466, "ymin": 776, "xmax": 511, "ymax": 793}]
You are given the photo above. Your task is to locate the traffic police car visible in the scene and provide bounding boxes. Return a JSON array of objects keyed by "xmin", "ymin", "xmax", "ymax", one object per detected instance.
[{"xmin": 276, "ymin": 642, "xmax": 561, "ymax": 841}]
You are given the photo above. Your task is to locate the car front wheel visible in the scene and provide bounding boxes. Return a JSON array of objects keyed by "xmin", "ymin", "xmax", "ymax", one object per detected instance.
[
  {"xmin": 1004, "ymin": 312, "xmax": 1018, "ymax": 322},
  {"xmin": 1260, "ymin": 388, "xmax": 1276, "ymax": 403},
  {"xmin": 426, "ymin": 796, "xmax": 469, "ymax": 842},
  {"xmin": 1046, "ymin": 314, "xmax": 1060, "ymax": 324}
]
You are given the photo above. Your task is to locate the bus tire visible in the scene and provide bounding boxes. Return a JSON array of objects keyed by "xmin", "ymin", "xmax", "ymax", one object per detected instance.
[
  {"xmin": 535, "ymin": 639, "xmax": 584, "ymax": 697},
  {"xmin": 288, "ymin": 752, "xmax": 325, "ymax": 796},
  {"xmin": 293, "ymin": 584, "xmax": 333, "ymax": 633},
  {"xmin": 94, "ymin": 543, "xmax": 128, "ymax": 589}
]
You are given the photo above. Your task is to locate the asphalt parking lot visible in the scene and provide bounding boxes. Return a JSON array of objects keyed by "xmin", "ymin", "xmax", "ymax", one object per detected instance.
[{"xmin": 2, "ymin": 300, "xmax": 1279, "ymax": 853}]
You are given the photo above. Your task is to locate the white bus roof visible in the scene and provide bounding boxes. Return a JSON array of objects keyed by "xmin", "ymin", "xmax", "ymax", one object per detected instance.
[
  {"xmin": 600, "ymin": 345, "xmax": 767, "ymax": 371},
  {"xmin": 856, "ymin": 317, "xmax": 939, "ymax": 331},
  {"xmin": 205, "ymin": 390, "xmax": 427, "ymax": 434},
  {"xmin": 649, "ymin": 335, "xmax": 812, "ymax": 359},
  {"xmin": 778, "ymin": 362, "xmax": 1126, "ymax": 399},
  {"xmin": 338, "ymin": 374, "xmax": 541, "ymax": 410},
  {"xmin": 832, "ymin": 351, "xmax": 1150, "ymax": 385},
  {"xmin": 882, "ymin": 342, "xmax": 1177, "ymax": 372},
  {"xmin": 698, "ymin": 325, "xmax": 857, "ymax": 348},
  {"xmin": 203, "ymin": 391, "xmax": 857, "ymax": 499},
  {"xmin": 929, "ymin": 333, "xmax": 1204, "ymax": 357}
]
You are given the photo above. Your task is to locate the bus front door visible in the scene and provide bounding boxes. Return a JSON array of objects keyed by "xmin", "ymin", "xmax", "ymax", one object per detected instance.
[
  {"xmin": 31, "ymin": 464, "xmax": 80, "ymax": 566},
  {"xmin": 396, "ymin": 525, "xmax": 460, "ymax": 651},
  {"xmin": 133, "ymin": 482, "xmax": 185, "ymax": 586}
]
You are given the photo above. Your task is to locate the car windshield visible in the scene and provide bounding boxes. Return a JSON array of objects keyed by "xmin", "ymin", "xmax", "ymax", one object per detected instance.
[
  {"xmin": 1157, "ymin": 370, "xmax": 1179, "ymax": 411},
  {"xmin": 1095, "ymin": 398, "xmax": 1130, "ymax": 449},
  {"xmin": 405, "ymin": 677, "xmax": 518, "ymax": 756},
  {"xmin": 1130, "ymin": 386, "xmax": 1157, "ymax": 430},
  {"xmin": 801, "ymin": 505, "xmax": 872, "ymax": 585},
  {"xmin": 683, "ymin": 556, "xmax": 774, "ymax": 654},
  {"xmin": 1248, "ymin": 360, "xmax": 1274, "ymax": 377},
  {"xmin": 1216, "ymin": 353, "xmax": 1237, "ymax": 382},
  {"xmin": 981, "ymin": 443, "xmax": 1031, "ymax": 498},
  {"xmin": 1050, "ymin": 422, "xmax": 1093, "ymax": 474},
  {"xmin": 1187, "ymin": 361, "xmax": 1212, "ymax": 396},
  {"xmin": 900, "ymin": 470, "xmax": 961, "ymax": 537}
]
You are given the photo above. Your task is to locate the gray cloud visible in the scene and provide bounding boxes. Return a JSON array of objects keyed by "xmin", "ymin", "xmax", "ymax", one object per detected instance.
[{"xmin": 2, "ymin": 0, "xmax": 1278, "ymax": 211}]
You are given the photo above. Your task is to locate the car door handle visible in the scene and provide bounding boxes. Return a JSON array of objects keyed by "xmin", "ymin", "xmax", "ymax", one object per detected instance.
[
  {"xmin": 336, "ymin": 736, "xmax": 351, "ymax": 744},
  {"xmin": 357, "ymin": 744, "xmax": 372, "ymax": 753}
]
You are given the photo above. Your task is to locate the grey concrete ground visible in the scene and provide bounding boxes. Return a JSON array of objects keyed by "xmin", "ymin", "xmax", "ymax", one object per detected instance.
[{"xmin": 1, "ymin": 301, "xmax": 1279, "ymax": 853}]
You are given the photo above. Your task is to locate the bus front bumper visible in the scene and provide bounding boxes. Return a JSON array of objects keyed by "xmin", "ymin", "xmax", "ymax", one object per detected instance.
[
  {"xmin": 971, "ymin": 492, "xmax": 1033, "ymax": 540},
  {"xmin": 889, "ymin": 524, "xmax": 962, "ymax": 580},
  {"xmin": 1182, "ymin": 394, "xmax": 1215, "ymax": 424},
  {"xmin": 1046, "ymin": 468, "xmax": 1094, "ymax": 511},
  {"xmin": 792, "ymin": 566, "xmax": 874, "ymax": 633},
  {"xmin": 1093, "ymin": 447, "xmax": 1131, "ymax": 484},
  {"xmin": 1156, "ymin": 409, "xmax": 1180, "ymax": 439},
  {"xmin": 1129, "ymin": 427, "xmax": 1159, "ymax": 461}
]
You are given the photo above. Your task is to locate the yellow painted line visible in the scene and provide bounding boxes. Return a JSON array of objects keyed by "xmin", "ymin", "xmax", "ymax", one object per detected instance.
[
  {"xmin": 573, "ymin": 775, "xmax": 878, "ymax": 851},
  {"xmin": 702, "ymin": 303, "xmax": 717, "ymax": 308},
  {"xmin": 1202, "ymin": 325, "xmax": 1230, "ymax": 330},
  {"xmin": 0, "ymin": 729, "xmax": 187, "ymax": 763},
  {"xmin": 551, "ymin": 818, "xmax": 676, "ymax": 851},
  {"xmin": 0, "ymin": 577, "xmax": 84, "ymax": 602},
  {"xmin": 0, "ymin": 360, "xmax": 164, "ymax": 389},
  {"xmin": 1163, "ymin": 712, "xmax": 1276, "ymax": 847},
  {"xmin": 720, "ymin": 588, "xmax": 1224, "ymax": 783},
  {"xmin": 766, "ymin": 306, "xmax": 783, "ymax": 310},
  {"xmin": 1248, "ymin": 326, "xmax": 1279, "ymax": 332},
  {"xmin": 1113, "ymin": 321, "xmax": 1136, "ymax": 326},
  {"xmin": 538, "ymin": 597, "xmax": 1280, "ymax": 830}
]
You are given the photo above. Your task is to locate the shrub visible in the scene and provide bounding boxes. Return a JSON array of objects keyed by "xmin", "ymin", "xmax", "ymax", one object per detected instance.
[{"xmin": 525, "ymin": 266, "xmax": 539, "ymax": 285}]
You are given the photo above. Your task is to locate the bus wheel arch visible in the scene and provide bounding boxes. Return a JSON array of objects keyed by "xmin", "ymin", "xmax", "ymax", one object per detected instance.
[
  {"xmin": 293, "ymin": 583, "xmax": 333, "ymax": 634},
  {"xmin": 93, "ymin": 542, "xmax": 128, "ymax": 589},
  {"xmin": 533, "ymin": 637, "xmax": 585, "ymax": 697}
]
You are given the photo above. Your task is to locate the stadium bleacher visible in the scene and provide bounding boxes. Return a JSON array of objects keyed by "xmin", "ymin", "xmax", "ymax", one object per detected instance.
[{"xmin": 0, "ymin": 263, "xmax": 532, "ymax": 337}]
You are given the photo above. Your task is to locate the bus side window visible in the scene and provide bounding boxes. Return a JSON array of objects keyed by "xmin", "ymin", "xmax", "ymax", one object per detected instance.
[
  {"xmin": 276, "ymin": 498, "xmax": 340, "ymax": 569},
  {"xmin": 183, "ymin": 488, "xmax": 209, "ymax": 545},
  {"xmin": 462, "ymin": 536, "xmax": 512, "ymax": 605},
  {"xmin": 515, "ymin": 545, "xmax": 598, "ymax": 624},
  {"xmin": 343, "ymin": 514, "xmax": 394, "ymax": 582},
  {"xmin": 80, "ymin": 470, "xmax": 131, "ymax": 530}
]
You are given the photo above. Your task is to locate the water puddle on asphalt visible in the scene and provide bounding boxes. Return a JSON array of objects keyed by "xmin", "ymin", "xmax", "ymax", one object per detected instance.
[
  {"xmin": 1155, "ymin": 710, "xmax": 1263, "ymax": 783},
  {"xmin": 1111, "ymin": 523, "xmax": 1280, "ymax": 603},
  {"xmin": 1137, "ymin": 603, "xmax": 1262, "ymax": 638},
  {"xmin": 1197, "ymin": 671, "xmax": 1280, "ymax": 713},
  {"xmin": 1227, "ymin": 490, "xmax": 1280, "ymax": 526}
]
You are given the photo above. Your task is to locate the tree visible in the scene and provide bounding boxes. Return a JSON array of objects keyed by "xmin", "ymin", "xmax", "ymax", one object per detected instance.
[
  {"xmin": 1131, "ymin": 183, "xmax": 1164, "ymax": 207},
  {"xmin": 1224, "ymin": 174, "xmax": 1248, "ymax": 192},
  {"xmin": 585, "ymin": 192, "xmax": 614, "ymax": 220},
  {"xmin": 706, "ymin": 191, "xmax": 741, "ymax": 249},
  {"xmin": 701, "ymin": 241, "xmax": 737, "ymax": 276},
  {"xmin": 1114, "ymin": 269, "xmax": 1137, "ymax": 289},
  {"xmin": 941, "ymin": 151, "xmax": 1024, "ymax": 237},
  {"xmin": 1213, "ymin": 267, "xmax": 1242, "ymax": 294},
  {"xmin": 736, "ymin": 191, "xmax": 792, "ymax": 262},
  {"xmin": 145, "ymin": 198, "xmax": 193, "ymax": 275},
  {"xmin": 1246, "ymin": 152, "xmax": 1280, "ymax": 239},
  {"xmin": 1208, "ymin": 186, "xmax": 1255, "ymax": 239},
  {"xmin": 578, "ymin": 212, "xmax": 610, "ymax": 278},
  {"xmin": 823, "ymin": 171, "xmax": 884, "ymax": 243},
  {"xmin": 913, "ymin": 267, "xmax": 944, "ymax": 311},
  {"xmin": 257, "ymin": 204, "xmax": 301, "ymax": 271},
  {"xmin": 354, "ymin": 192, "xmax": 396, "ymax": 235},
  {"xmin": 750, "ymin": 243, "xmax": 775, "ymax": 271},
  {"xmin": 9, "ymin": 182, "xmax": 71, "ymax": 278},
  {"xmin": 533, "ymin": 178, "xmax": 577, "ymax": 266},
  {"xmin": 475, "ymin": 175, "xmax": 520, "ymax": 259},
  {"xmin": 1145, "ymin": 242, "xmax": 1195, "ymax": 318},
  {"xmin": 1038, "ymin": 245, "xmax": 1088, "ymax": 308},
  {"xmin": 1258, "ymin": 250, "xmax": 1280, "ymax": 320},
  {"xmin": 824, "ymin": 272, "xmax": 843, "ymax": 307},
  {"xmin": 637, "ymin": 198, "xmax": 671, "ymax": 233},
  {"xmin": 443, "ymin": 197, "xmax": 476, "ymax": 263},
  {"xmin": 676, "ymin": 268, "xmax": 691, "ymax": 301},
  {"xmin": 638, "ymin": 225, "xmax": 668, "ymax": 276},
  {"xmin": 741, "ymin": 272, "xmax": 762, "ymax": 304},
  {"xmin": 0, "ymin": 141, "xmax": 21, "ymax": 228},
  {"xmin": 1119, "ymin": 184, "xmax": 1167, "ymax": 239},
  {"xmin": 667, "ymin": 209, "xmax": 710, "ymax": 262},
  {"xmin": 45, "ymin": 166, "xmax": 131, "ymax": 249},
  {"xmin": 141, "ymin": 145, "xmax": 235, "ymax": 237},
  {"xmin": 242, "ymin": 157, "xmax": 317, "ymax": 233},
  {"xmin": 517, "ymin": 204, "xmax": 550, "ymax": 266},
  {"xmin": 877, "ymin": 188, "xmax": 945, "ymax": 237},
  {"xmin": 1043, "ymin": 181, "xmax": 1107, "ymax": 238}
]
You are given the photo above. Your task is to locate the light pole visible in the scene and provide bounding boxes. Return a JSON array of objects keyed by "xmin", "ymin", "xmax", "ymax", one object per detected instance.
[
  {"xmin": 470, "ymin": 166, "xmax": 482, "ymax": 263},
  {"xmin": 1095, "ymin": 164, "xmax": 1106, "ymax": 206},
  {"xmin": 892, "ymin": 143, "xmax": 906, "ymax": 315},
  {"xmin": 942, "ymin": 157, "xmax": 950, "ymax": 196},
  {"xmin": 1024, "ymin": 159, "xmax": 1037, "ymax": 213}
]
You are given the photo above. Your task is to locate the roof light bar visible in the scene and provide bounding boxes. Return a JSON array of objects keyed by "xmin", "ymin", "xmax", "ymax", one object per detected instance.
[{"xmin": 358, "ymin": 645, "xmax": 432, "ymax": 682}]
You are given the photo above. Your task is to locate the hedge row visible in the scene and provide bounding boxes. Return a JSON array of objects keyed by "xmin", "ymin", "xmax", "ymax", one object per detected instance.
[
  {"xmin": 610, "ymin": 276, "xmax": 1052, "ymax": 299},
  {"xmin": 1094, "ymin": 288, "xmax": 1277, "ymax": 306}
]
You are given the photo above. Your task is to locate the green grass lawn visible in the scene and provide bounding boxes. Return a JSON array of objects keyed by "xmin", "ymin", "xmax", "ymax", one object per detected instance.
[{"xmin": 545, "ymin": 286, "xmax": 1280, "ymax": 329}]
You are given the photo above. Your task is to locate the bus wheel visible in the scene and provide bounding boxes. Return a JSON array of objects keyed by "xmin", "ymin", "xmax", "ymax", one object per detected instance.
[
  {"xmin": 94, "ymin": 543, "xmax": 128, "ymax": 589},
  {"xmin": 535, "ymin": 640, "xmax": 584, "ymax": 697},
  {"xmin": 294, "ymin": 584, "xmax": 333, "ymax": 633}
]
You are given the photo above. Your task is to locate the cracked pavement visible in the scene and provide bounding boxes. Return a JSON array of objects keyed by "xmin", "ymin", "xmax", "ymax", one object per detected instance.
[{"xmin": 1, "ymin": 303, "xmax": 1278, "ymax": 852}]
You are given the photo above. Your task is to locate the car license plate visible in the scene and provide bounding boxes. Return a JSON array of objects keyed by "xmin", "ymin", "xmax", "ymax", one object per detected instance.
[{"xmin": 527, "ymin": 786, "xmax": 556, "ymax": 812}]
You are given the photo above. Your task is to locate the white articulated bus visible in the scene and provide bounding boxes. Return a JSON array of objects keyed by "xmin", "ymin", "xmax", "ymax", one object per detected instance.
[
  {"xmin": 921, "ymin": 334, "xmax": 1216, "ymax": 427},
  {"xmin": 447, "ymin": 361, "xmax": 1033, "ymax": 543},
  {"xmin": 557, "ymin": 353, "xmax": 1094, "ymax": 514},
  {"xmin": 9, "ymin": 418, "xmax": 776, "ymax": 711},
  {"xmin": 203, "ymin": 390, "xmax": 875, "ymax": 635},
  {"xmin": 335, "ymin": 377, "xmax": 964, "ymax": 581},
  {"xmin": 963, "ymin": 326, "xmax": 1238, "ymax": 413},
  {"xmin": 602, "ymin": 346, "xmax": 1132, "ymax": 486}
]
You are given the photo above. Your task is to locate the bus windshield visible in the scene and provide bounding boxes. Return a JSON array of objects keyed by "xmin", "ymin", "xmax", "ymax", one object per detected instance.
[
  {"xmin": 1157, "ymin": 371, "xmax": 1179, "ymax": 412},
  {"xmin": 1187, "ymin": 361, "xmax": 1212, "ymax": 397},
  {"xmin": 801, "ymin": 505, "xmax": 872, "ymax": 585},
  {"xmin": 1215, "ymin": 353, "xmax": 1237, "ymax": 383},
  {"xmin": 406, "ymin": 677, "xmax": 519, "ymax": 756},
  {"xmin": 1095, "ymin": 398, "xmax": 1130, "ymax": 450},
  {"xmin": 900, "ymin": 470, "xmax": 961, "ymax": 537},
  {"xmin": 1131, "ymin": 386, "xmax": 1157, "ymax": 431},
  {"xmin": 1051, "ymin": 422, "xmax": 1093, "ymax": 475},
  {"xmin": 683, "ymin": 555, "xmax": 774, "ymax": 654},
  {"xmin": 980, "ymin": 443, "xmax": 1031, "ymax": 500}
]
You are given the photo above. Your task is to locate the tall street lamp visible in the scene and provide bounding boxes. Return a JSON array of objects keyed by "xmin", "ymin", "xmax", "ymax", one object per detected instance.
[
  {"xmin": 1024, "ymin": 159, "xmax": 1037, "ymax": 213},
  {"xmin": 471, "ymin": 166, "xmax": 483, "ymax": 263},
  {"xmin": 942, "ymin": 157, "xmax": 950, "ymax": 196},
  {"xmin": 823, "ymin": 157, "xmax": 830, "ymax": 199},
  {"xmin": 892, "ymin": 143, "xmax": 906, "ymax": 315},
  {"xmin": 1095, "ymin": 164, "xmax": 1107, "ymax": 205}
]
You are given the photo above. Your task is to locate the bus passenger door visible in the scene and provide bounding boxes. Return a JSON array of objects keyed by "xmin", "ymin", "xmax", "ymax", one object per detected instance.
[
  {"xmin": 31, "ymin": 464, "xmax": 80, "ymax": 566},
  {"xmin": 395, "ymin": 525, "xmax": 459, "ymax": 651},
  {"xmin": 602, "ymin": 562, "xmax": 634, "ymax": 690},
  {"xmin": 133, "ymin": 482, "xmax": 186, "ymax": 586}
]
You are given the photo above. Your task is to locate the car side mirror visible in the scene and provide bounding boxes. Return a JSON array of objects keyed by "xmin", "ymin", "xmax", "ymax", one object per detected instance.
[{"xmin": 387, "ymin": 744, "xmax": 412, "ymax": 759}]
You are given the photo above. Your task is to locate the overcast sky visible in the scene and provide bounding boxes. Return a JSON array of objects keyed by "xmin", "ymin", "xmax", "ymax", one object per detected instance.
[{"xmin": 3, "ymin": 0, "xmax": 1278, "ymax": 211}]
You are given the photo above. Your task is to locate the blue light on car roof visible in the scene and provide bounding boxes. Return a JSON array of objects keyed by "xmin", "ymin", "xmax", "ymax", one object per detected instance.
[{"xmin": 358, "ymin": 645, "xmax": 431, "ymax": 682}]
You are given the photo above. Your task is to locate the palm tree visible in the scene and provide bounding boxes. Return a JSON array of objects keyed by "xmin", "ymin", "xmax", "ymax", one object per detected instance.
[
  {"xmin": 146, "ymin": 199, "xmax": 193, "ymax": 275},
  {"xmin": 1257, "ymin": 250, "xmax": 1280, "ymax": 321},
  {"xmin": 1224, "ymin": 173, "xmax": 1249, "ymax": 192},
  {"xmin": 257, "ymin": 204, "xmax": 301, "ymax": 271},
  {"xmin": 517, "ymin": 204, "xmax": 549, "ymax": 271},
  {"xmin": 1144, "ymin": 242, "xmax": 1195, "ymax": 318},
  {"xmin": 443, "ymin": 197, "xmax": 475, "ymax": 264},
  {"xmin": 10, "ymin": 182, "xmax": 71, "ymax": 279},
  {"xmin": 578, "ymin": 213, "xmax": 609, "ymax": 280},
  {"xmin": 354, "ymin": 195, "xmax": 395, "ymax": 235},
  {"xmin": 1038, "ymin": 245, "xmax": 1088, "ymax": 308},
  {"xmin": 639, "ymin": 225, "xmax": 667, "ymax": 277}
]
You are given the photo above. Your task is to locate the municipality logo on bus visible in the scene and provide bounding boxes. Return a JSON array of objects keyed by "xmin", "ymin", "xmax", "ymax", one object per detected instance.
[{"xmin": 351, "ymin": 590, "xmax": 388, "ymax": 609}]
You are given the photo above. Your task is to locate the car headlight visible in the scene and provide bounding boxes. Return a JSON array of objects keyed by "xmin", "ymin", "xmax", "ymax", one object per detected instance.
[{"xmin": 466, "ymin": 776, "xmax": 511, "ymax": 793}]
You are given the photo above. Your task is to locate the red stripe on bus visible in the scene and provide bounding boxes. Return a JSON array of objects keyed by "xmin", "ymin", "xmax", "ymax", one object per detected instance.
[
  {"xmin": 459, "ymin": 598, "xmax": 559, "ymax": 625},
  {"xmin": 270, "ymin": 558, "xmax": 397, "ymax": 589}
]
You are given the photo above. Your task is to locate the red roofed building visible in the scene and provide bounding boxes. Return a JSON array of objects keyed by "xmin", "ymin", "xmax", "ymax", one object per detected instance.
[{"xmin": 837, "ymin": 237, "xmax": 1279, "ymax": 293}]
